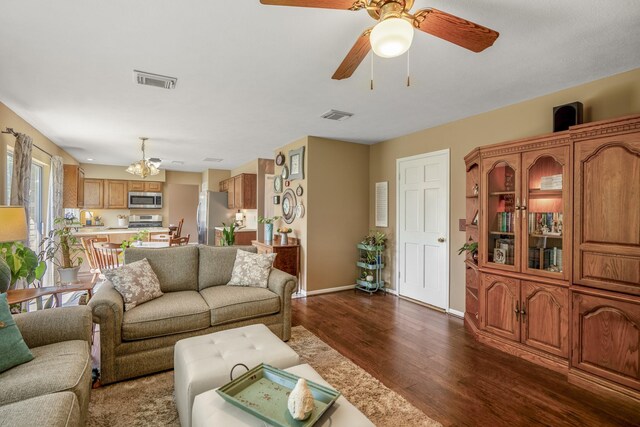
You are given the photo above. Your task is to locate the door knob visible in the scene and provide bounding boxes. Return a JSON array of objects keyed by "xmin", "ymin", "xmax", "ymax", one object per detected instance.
[{"xmin": 438, "ymin": 237, "xmax": 446, "ymax": 243}]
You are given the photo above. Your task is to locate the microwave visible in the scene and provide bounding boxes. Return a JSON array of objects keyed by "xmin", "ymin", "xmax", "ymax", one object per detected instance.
[{"xmin": 128, "ymin": 192, "xmax": 162, "ymax": 209}]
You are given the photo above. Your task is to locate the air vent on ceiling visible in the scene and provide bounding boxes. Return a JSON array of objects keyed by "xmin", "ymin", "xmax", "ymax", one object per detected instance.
[
  {"xmin": 321, "ymin": 109, "xmax": 353, "ymax": 121},
  {"xmin": 203, "ymin": 157, "xmax": 223, "ymax": 163},
  {"xmin": 134, "ymin": 70, "xmax": 177, "ymax": 89},
  {"xmin": 171, "ymin": 160, "xmax": 184, "ymax": 165}
]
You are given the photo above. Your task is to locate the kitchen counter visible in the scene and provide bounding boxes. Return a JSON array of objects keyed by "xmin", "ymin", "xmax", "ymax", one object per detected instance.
[
  {"xmin": 72, "ymin": 227, "xmax": 170, "ymax": 236},
  {"xmin": 213, "ymin": 227, "xmax": 257, "ymax": 232}
]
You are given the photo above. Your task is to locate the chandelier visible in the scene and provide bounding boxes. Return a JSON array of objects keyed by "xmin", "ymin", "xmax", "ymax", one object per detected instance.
[{"xmin": 125, "ymin": 137, "xmax": 161, "ymax": 179}]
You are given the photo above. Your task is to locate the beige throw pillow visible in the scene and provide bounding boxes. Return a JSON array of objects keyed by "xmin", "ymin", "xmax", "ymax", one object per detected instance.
[
  {"xmin": 227, "ymin": 249, "xmax": 277, "ymax": 288},
  {"xmin": 105, "ymin": 258, "xmax": 164, "ymax": 311}
]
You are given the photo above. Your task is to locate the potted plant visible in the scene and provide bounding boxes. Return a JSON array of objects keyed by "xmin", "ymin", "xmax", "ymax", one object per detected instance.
[
  {"xmin": 39, "ymin": 217, "xmax": 84, "ymax": 283},
  {"xmin": 458, "ymin": 240, "xmax": 478, "ymax": 263},
  {"xmin": 221, "ymin": 222, "xmax": 236, "ymax": 246},
  {"xmin": 258, "ymin": 216, "xmax": 281, "ymax": 245},
  {"xmin": 277, "ymin": 227, "xmax": 292, "ymax": 245},
  {"xmin": 120, "ymin": 230, "xmax": 150, "ymax": 249},
  {"xmin": 0, "ymin": 242, "xmax": 46, "ymax": 292},
  {"xmin": 361, "ymin": 230, "xmax": 387, "ymax": 249}
]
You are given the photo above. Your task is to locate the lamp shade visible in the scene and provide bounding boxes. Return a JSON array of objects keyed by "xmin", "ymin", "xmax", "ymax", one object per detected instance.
[
  {"xmin": 370, "ymin": 17, "xmax": 414, "ymax": 58},
  {"xmin": 0, "ymin": 206, "xmax": 28, "ymax": 243}
]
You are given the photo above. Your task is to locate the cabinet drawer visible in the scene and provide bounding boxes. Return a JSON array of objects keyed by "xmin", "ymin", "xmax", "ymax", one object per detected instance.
[{"xmin": 571, "ymin": 289, "xmax": 640, "ymax": 391}]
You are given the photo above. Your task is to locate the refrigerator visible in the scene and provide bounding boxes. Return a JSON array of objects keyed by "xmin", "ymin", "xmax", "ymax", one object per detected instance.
[{"xmin": 197, "ymin": 191, "xmax": 235, "ymax": 245}]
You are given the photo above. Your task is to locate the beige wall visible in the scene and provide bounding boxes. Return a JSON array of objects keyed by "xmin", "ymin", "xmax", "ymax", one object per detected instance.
[
  {"xmin": 307, "ymin": 137, "xmax": 369, "ymax": 292},
  {"xmin": 165, "ymin": 183, "xmax": 199, "ymax": 239},
  {"xmin": 274, "ymin": 137, "xmax": 308, "ymax": 291},
  {"xmin": 369, "ymin": 67, "xmax": 640, "ymax": 312},
  {"xmin": 231, "ymin": 159, "xmax": 258, "ymax": 177},
  {"xmin": 201, "ymin": 169, "xmax": 231, "ymax": 192},
  {"xmin": 256, "ymin": 159, "xmax": 275, "ymax": 240}
]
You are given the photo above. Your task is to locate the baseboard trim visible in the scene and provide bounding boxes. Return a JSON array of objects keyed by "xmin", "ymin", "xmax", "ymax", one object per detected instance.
[
  {"xmin": 447, "ymin": 308, "xmax": 465, "ymax": 318},
  {"xmin": 384, "ymin": 288, "xmax": 399, "ymax": 296},
  {"xmin": 305, "ymin": 284, "xmax": 356, "ymax": 296}
]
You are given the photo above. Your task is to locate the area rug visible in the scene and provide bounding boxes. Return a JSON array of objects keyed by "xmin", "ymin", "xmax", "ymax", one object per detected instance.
[{"xmin": 89, "ymin": 326, "xmax": 441, "ymax": 426}]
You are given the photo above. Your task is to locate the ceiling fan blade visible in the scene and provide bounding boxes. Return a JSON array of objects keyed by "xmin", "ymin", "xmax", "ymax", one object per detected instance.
[
  {"xmin": 260, "ymin": 0, "xmax": 364, "ymax": 10},
  {"xmin": 332, "ymin": 29, "xmax": 371, "ymax": 80},
  {"xmin": 414, "ymin": 8, "xmax": 499, "ymax": 53}
]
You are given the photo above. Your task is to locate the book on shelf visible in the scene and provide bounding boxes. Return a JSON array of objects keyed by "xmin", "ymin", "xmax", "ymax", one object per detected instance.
[
  {"xmin": 497, "ymin": 211, "xmax": 515, "ymax": 233},
  {"xmin": 528, "ymin": 246, "xmax": 563, "ymax": 271},
  {"xmin": 529, "ymin": 212, "xmax": 563, "ymax": 234},
  {"xmin": 540, "ymin": 174, "xmax": 563, "ymax": 190}
]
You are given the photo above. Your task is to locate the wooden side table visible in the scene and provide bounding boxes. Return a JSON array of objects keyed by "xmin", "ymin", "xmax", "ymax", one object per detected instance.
[
  {"xmin": 6, "ymin": 273, "xmax": 99, "ymax": 307},
  {"xmin": 252, "ymin": 240, "xmax": 300, "ymax": 292}
]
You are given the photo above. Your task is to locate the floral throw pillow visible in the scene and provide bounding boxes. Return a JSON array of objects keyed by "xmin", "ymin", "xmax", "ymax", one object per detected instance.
[
  {"xmin": 105, "ymin": 258, "xmax": 163, "ymax": 311},
  {"xmin": 227, "ymin": 250, "xmax": 277, "ymax": 288}
]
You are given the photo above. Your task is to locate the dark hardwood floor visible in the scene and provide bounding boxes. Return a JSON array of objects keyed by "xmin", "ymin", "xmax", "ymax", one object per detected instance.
[{"xmin": 292, "ymin": 291, "xmax": 640, "ymax": 427}]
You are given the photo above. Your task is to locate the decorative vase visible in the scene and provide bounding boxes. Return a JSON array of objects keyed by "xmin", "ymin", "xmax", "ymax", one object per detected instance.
[
  {"xmin": 287, "ymin": 378, "xmax": 314, "ymax": 421},
  {"xmin": 118, "ymin": 218, "xmax": 128, "ymax": 228},
  {"xmin": 366, "ymin": 275, "xmax": 374, "ymax": 282},
  {"xmin": 280, "ymin": 232, "xmax": 289, "ymax": 245},
  {"xmin": 58, "ymin": 266, "xmax": 80, "ymax": 284},
  {"xmin": 265, "ymin": 223, "xmax": 273, "ymax": 245}
]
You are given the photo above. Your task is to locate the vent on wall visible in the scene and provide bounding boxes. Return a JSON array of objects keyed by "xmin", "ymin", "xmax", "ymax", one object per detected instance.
[
  {"xmin": 321, "ymin": 109, "xmax": 354, "ymax": 121},
  {"xmin": 134, "ymin": 70, "xmax": 177, "ymax": 89}
]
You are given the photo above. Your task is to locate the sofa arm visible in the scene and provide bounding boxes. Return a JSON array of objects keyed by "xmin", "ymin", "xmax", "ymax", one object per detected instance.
[
  {"xmin": 88, "ymin": 281, "xmax": 124, "ymax": 344},
  {"xmin": 13, "ymin": 305, "xmax": 92, "ymax": 348},
  {"xmin": 268, "ymin": 268, "xmax": 296, "ymax": 341}
]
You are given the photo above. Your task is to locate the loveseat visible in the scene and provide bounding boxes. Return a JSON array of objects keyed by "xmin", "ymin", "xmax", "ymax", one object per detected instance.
[
  {"xmin": 89, "ymin": 245, "xmax": 297, "ymax": 385},
  {"xmin": 0, "ymin": 306, "xmax": 93, "ymax": 426}
]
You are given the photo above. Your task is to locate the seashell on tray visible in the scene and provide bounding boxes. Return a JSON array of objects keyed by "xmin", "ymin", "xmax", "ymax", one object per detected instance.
[{"xmin": 287, "ymin": 378, "xmax": 314, "ymax": 420}]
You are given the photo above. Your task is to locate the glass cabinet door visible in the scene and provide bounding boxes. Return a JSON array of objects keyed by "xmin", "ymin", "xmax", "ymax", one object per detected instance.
[
  {"xmin": 482, "ymin": 154, "xmax": 521, "ymax": 271},
  {"xmin": 521, "ymin": 146, "xmax": 570, "ymax": 280}
]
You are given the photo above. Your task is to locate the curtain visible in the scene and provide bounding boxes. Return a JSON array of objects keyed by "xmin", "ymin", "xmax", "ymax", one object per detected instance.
[
  {"xmin": 10, "ymin": 133, "xmax": 33, "ymax": 248},
  {"xmin": 44, "ymin": 155, "xmax": 64, "ymax": 287}
]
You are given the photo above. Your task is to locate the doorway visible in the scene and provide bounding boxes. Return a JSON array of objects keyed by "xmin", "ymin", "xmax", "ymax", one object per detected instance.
[{"xmin": 396, "ymin": 149, "xmax": 450, "ymax": 309}]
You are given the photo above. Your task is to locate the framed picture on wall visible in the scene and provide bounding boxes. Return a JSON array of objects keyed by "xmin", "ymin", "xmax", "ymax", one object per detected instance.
[{"xmin": 288, "ymin": 146, "xmax": 305, "ymax": 180}]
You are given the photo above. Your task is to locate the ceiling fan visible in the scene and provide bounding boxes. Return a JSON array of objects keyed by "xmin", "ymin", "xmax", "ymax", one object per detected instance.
[{"xmin": 260, "ymin": 0, "xmax": 499, "ymax": 80}]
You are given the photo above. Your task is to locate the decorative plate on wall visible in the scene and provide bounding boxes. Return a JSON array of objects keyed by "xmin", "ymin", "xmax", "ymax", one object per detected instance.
[
  {"xmin": 275, "ymin": 152, "xmax": 285, "ymax": 166},
  {"xmin": 295, "ymin": 202, "xmax": 305, "ymax": 218},
  {"xmin": 281, "ymin": 189, "xmax": 297, "ymax": 224},
  {"xmin": 281, "ymin": 165, "xmax": 289, "ymax": 179},
  {"xmin": 296, "ymin": 184, "xmax": 303, "ymax": 196},
  {"xmin": 274, "ymin": 175, "xmax": 283, "ymax": 193}
]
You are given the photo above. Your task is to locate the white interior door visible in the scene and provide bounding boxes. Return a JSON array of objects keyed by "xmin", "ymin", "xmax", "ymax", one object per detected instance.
[{"xmin": 397, "ymin": 149, "xmax": 449, "ymax": 309}]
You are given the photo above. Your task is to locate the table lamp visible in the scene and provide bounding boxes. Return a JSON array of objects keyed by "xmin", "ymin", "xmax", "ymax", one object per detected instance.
[{"xmin": 0, "ymin": 206, "xmax": 28, "ymax": 293}]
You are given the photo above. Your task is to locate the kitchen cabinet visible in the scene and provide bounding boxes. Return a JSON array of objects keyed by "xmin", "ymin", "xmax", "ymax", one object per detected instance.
[
  {"xmin": 479, "ymin": 273, "xmax": 568, "ymax": 358},
  {"xmin": 219, "ymin": 179, "xmax": 230, "ymax": 192},
  {"xmin": 128, "ymin": 181, "xmax": 163, "ymax": 192},
  {"xmin": 63, "ymin": 165, "xmax": 85, "ymax": 208},
  {"xmin": 104, "ymin": 180, "xmax": 128, "ymax": 209},
  {"xmin": 83, "ymin": 179, "xmax": 104, "ymax": 209},
  {"xmin": 221, "ymin": 174, "xmax": 257, "ymax": 209}
]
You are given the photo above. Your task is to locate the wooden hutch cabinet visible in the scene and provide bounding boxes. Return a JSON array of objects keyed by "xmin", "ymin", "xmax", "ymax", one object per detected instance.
[{"xmin": 465, "ymin": 114, "xmax": 640, "ymax": 401}]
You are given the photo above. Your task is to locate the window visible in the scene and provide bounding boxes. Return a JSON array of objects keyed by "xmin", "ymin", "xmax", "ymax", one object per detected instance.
[{"xmin": 6, "ymin": 151, "xmax": 44, "ymax": 251}]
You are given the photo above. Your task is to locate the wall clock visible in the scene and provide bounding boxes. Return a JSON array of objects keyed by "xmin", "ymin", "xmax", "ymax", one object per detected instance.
[
  {"xmin": 281, "ymin": 165, "xmax": 289, "ymax": 179},
  {"xmin": 275, "ymin": 152, "xmax": 285, "ymax": 166},
  {"xmin": 281, "ymin": 189, "xmax": 297, "ymax": 224},
  {"xmin": 274, "ymin": 175, "xmax": 283, "ymax": 193}
]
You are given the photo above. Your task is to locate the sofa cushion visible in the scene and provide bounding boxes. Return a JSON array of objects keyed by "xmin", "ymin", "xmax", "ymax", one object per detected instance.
[
  {"xmin": 122, "ymin": 291, "xmax": 210, "ymax": 341},
  {"xmin": 0, "ymin": 340, "xmax": 90, "ymax": 407},
  {"xmin": 227, "ymin": 250, "xmax": 277, "ymax": 288},
  {"xmin": 198, "ymin": 245, "xmax": 257, "ymax": 291},
  {"xmin": 0, "ymin": 293, "xmax": 33, "ymax": 373},
  {"xmin": 0, "ymin": 392, "xmax": 80, "ymax": 427},
  {"xmin": 105, "ymin": 258, "xmax": 163, "ymax": 311},
  {"xmin": 200, "ymin": 285, "xmax": 280, "ymax": 326},
  {"xmin": 125, "ymin": 246, "xmax": 199, "ymax": 292}
]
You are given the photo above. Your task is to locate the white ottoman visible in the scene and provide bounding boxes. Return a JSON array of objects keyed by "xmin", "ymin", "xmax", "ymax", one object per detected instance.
[
  {"xmin": 174, "ymin": 324, "xmax": 300, "ymax": 427},
  {"xmin": 192, "ymin": 363, "xmax": 374, "ymax": 427}
]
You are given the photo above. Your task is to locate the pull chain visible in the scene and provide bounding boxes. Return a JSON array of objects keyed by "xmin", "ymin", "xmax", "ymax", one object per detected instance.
[
  {"xmin": 370, "ymin": 51, "xmax": 374, "ymax": 91},
  {"xmin": 407, "ymin": 49, "xmax": 411, "ymax": 87}
]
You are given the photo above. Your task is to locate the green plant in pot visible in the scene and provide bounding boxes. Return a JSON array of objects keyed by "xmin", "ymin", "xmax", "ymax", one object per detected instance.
[
  {"xmin": 39, "ymin": 217, "xmax": 84, "ymax": 284},
  {"xmin": 458, "ymin": 240, "xmax": 478, "ymax": 263},
  {"xmin": 0, "ymin": 242, "xmax": 47, "ymax": 292},
  {"xmin": 221, "ymin": 222, "xmax": 236, "ymax": 246},
  {"xmin": 121, "ymin": 230, "xmax": 150, "ymax": 249},
  {"xmin": 361, "ymin": 230, "xmax": 387, "ymax": 248}
]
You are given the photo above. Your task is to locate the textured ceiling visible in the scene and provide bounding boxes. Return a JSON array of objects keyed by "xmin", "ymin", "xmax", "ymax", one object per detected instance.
[{"xmin": 0, "ymin": 0, "xmax": 639, "ymax": 171}]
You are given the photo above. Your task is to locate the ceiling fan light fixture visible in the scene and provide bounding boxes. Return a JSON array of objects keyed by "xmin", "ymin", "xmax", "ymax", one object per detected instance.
[
  {"xmin": 126, "ymin": 137, "xmax": 161, "ymax": 179},
  {"xmin": 370, "ymin": 17, "xmax": 414, "ymax": 58}
]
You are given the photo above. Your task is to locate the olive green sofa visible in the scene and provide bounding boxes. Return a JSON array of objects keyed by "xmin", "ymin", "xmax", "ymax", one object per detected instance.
[
  {"xmin": 89, "ymin": 245, "xmax": 297, "ymax": 385},
  {"xmin": 0, "ymin": 306, "xmax": 93, "ymax": 427}
]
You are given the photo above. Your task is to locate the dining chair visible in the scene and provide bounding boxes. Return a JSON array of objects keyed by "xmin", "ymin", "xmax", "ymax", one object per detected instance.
[
  {"xmin": 81, "ymin": 236, "xmax": 108, "ymax": 273},
  {"xmin": 170, "ymin": 234, "xmax": 190, "ymax": 246},
  {"xmin": 93, "ymin": 242, "xmax": 124, "ymax": 272},
  {"xmin": 174, "ymin": 218, "xmax": 184, "ymax": 238}
]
